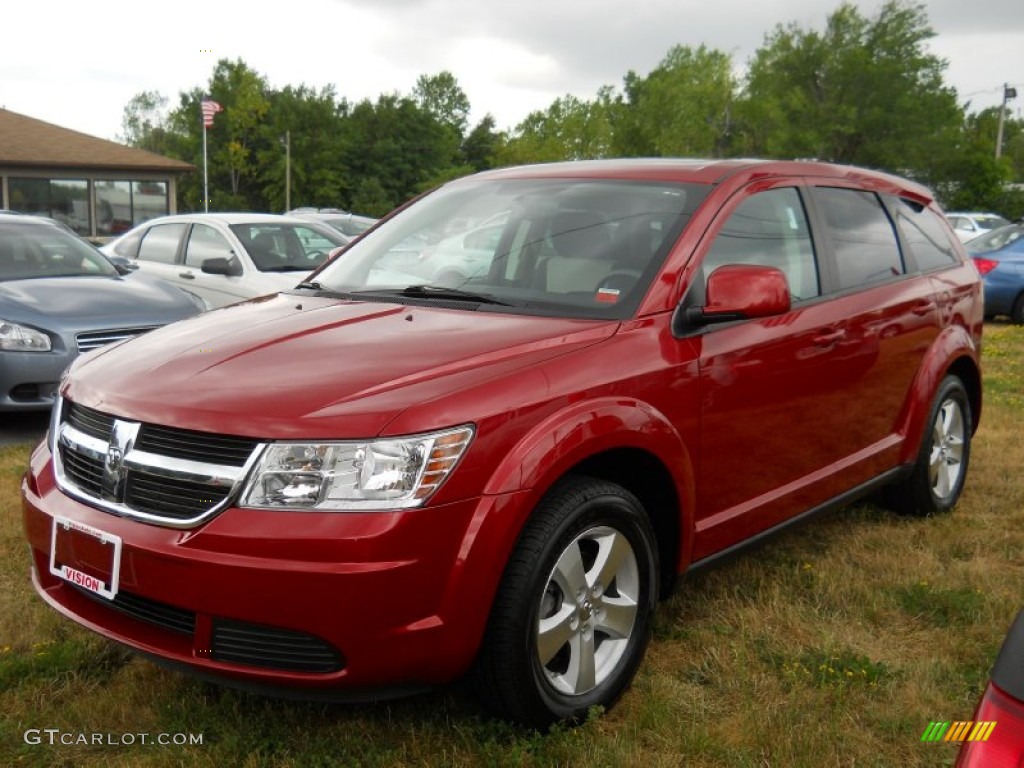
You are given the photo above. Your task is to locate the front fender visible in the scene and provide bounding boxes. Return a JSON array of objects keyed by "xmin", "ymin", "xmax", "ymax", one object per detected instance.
[
  {"xmin": 432, "ymin": 398, "xmax": 695, "ymax": 675},
  {"xmin": 482, "ymin": 397, "xmax": 693, "ymax": 505}
]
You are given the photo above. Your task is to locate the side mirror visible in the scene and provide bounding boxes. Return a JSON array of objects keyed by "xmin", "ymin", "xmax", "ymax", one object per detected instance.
[
  {"xmin": 106, "ymin": 255, "xmax": 139, "ymax": 275},
  {"xmin": 687, "ymin": 264, "xmax": 791, "ymax": 326},
  {"xmin": 202, "ymin": 257, "xmax": 242, "ymax": 277}
]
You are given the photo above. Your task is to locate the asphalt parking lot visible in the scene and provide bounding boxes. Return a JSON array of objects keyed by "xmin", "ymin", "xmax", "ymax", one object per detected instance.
[{"xmin": 1, "ymin": 411, "xmax": 49, "ymax": 447}]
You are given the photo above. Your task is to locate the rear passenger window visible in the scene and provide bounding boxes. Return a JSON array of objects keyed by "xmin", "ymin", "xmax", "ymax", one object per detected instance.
[
  {"xmin": 702, "ymin": 187, "xmax": 819, "ymax": 301},
  {"xmin": 890, "ymin": 199, "xmax": 959, "ymax": 271},
  {"xmin": 136, "ymin": 223, "xmax": 186, "ymax": 264},
  {"xmin": 815, "ymin": 188, "xmax": 903, "ymax": 290}
]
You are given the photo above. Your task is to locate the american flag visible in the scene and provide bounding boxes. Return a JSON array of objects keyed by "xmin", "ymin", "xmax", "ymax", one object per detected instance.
[{"xmin": 200, "ymin": 99, "xmax": 223, "ymax": 128}]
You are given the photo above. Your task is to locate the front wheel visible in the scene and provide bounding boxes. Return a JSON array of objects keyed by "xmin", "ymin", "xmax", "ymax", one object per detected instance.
[
  {"xmin": 474, "ymin": 476, "xmax": 658, "ymax": 727},
  {"xmin": 887, "ymin": 375, "xmax": 972, "ymax": 516}
]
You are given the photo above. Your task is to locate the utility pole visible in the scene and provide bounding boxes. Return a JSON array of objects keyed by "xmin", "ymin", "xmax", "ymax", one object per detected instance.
[
  {"xmin": 284, "ymin": 130, "xmax": 291, "ymax": 212},
  {"xmin": 995, "ymin": 83, "xmax": 1018, "ymax": 160}
]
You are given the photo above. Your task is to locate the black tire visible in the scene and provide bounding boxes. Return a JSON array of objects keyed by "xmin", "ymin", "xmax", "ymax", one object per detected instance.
[
  {"xmin": 1011, "ymin": 293, "xmax": 1024, "ymax": 325},
  {"xmin": 474, "ymin": 476, "xmax": 659, "ymax": 728},
  {"xmin": 887, "ymin": 376, "xmax": 972, "ymax": 516}
]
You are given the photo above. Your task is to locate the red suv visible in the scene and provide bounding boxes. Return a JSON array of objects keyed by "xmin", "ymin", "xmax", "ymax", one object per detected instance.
[{"xmin": 22, "ymin": 159, "xmax": 982, "ymax": 726}]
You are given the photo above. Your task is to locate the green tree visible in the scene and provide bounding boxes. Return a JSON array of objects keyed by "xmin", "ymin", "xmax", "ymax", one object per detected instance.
[
  {"xmin": 119, "ymin": 90, "xmax": 171, "ymax": 151},
  {"xmin": 413, "ymin": 71, "xmax": 470, "ymax": 136},
  {"xmin": 341, "ymin": 94, "xmax": 459, "ymax": 213},
  {"xmin": 736, "ymin": 1, "xmax": 962, "ymax": 178},
  {"xmin": 461, "ymin": 114, "xmax": 503, "ymax": 171},
  {"xmin": 613, "ymin": 45, "xmax": 735, "ymax": 157},
  {"xmin": 499, "ymin": 93, "xmax": 614, "ymax": 164},
  {"xmin": 254, "ymin": 84, "xmax": 349, "ymax": 212}
]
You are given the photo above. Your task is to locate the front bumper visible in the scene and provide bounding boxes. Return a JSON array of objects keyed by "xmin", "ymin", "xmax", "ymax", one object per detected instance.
[
  {"xmin": 0, "ymin": 348, "xmax": 70, "ymax": 411},
  {"xmin": 22, "ymin": 441, "xmax": 528, "ymax": 694}
]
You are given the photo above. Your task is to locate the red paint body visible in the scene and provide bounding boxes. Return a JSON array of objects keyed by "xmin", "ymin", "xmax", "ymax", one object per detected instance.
[{"xmin": 22, "ymin": 159, "xmax": 982, "ymax": 695}]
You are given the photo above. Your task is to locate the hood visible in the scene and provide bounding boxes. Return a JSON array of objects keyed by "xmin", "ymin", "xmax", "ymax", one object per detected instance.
[
  {"xmin": 64, "ymin": 294, "xmax": 616, "ymax": 438},
  {"xmin": 0, "ymin": 273, "xmax": 201, "ymax": 328}
]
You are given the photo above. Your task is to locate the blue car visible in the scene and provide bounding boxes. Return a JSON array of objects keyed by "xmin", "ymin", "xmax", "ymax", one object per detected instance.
[{"xmin": 968, "ymin": 224, "xmax": 1024, "ymax": 323}]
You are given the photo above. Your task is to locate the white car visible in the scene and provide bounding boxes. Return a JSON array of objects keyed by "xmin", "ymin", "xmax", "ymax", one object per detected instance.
[
  {"xmin": 946, "ymin": 211, "xmax": 1010, "ymax": 243},
  {"xmin": 101, "ymin": 213, "xmax": 348, "ymax": 309}
]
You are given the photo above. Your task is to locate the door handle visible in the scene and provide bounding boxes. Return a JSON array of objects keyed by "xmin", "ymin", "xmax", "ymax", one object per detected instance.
[
  {"xmin": 178, "ymin": 272, "xmax": 196, "ymax": 280},
  {"xmin": 813, "ymin": 329, "xmax": 846, "ymax": 347},
  {"xmin": 911, "ymin": 299, "xmax": 935, "ymax": 316}
]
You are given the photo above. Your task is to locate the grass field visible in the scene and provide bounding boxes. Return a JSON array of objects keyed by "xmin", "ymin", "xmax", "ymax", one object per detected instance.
[{"xmin": 1, "ymin": 323, "xmax": 1021, "ymax": 767}]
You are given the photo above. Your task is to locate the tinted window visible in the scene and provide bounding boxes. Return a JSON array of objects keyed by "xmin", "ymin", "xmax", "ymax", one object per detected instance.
[
  {"xmin": 136, "ymin": 223, "xmax": 186, "ymax": 264},
  {"xmin": 892, "ymin": 199, "xmax": 959, "ymax": 271},
  {"xmin": 815, "ymin": 187, "xmax": 903, "ymax": 290},
  {"xmin": 703, "ymin": 187, "xmax": 819, "ymax": 301},
  {"xmin": 185, "ymin": 224, "xmax": 234, "ymax": 268}
]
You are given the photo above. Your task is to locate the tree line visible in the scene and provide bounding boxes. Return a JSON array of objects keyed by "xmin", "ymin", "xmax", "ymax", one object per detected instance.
[{"xmin": 122, "ymin": 0, "xmax": 1023, "ymax": 219}]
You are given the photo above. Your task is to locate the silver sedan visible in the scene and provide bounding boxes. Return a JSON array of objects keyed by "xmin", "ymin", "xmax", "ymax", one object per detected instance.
[{"xmin": 0, "ymin": 214, "xmax": 205, "ymax": 412}]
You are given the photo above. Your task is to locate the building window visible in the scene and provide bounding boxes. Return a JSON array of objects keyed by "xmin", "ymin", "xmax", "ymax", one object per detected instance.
[
  {"xmin": 7, "ymin": 178, "xmax": 90, "ymax": 235},
  {"xmin": 93, "ymin": 180, "xmax": 170, "ymax": 235},
  {"xmin": 94, "ymin": 181, "xmax": 133, "ymax": 236},
  {"xmin": 133, "ymin": 181, "xmax": 168, "ymax": 226}
]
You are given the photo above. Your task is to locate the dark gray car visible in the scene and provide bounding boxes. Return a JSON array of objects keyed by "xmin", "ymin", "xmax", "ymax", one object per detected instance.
[{"xmin": 0, "ymin": 213, "xmax": 204, "ymax": 412}]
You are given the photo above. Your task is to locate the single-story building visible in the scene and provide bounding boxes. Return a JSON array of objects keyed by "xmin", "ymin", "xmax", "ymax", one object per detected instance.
[{"xmin": 0, "ymin": 108, "xmax": 193, "ymax": 239}]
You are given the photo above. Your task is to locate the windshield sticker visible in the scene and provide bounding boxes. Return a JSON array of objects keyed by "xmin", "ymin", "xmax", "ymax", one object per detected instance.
[{"xmin": 596, "ymin": 288, "xmax": 620, "ymax": 304}]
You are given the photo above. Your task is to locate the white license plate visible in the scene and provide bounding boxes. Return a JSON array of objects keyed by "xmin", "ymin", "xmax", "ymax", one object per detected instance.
[{"xmin": 49, "ymin": 516, "xmax": 122, "ymax": 600}]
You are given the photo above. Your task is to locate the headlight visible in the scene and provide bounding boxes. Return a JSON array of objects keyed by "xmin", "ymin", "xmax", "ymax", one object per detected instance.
[
  {"xmin": 240, "ymin": 426, "xmax": 474, "ymax": 511},
  {"xmin": 0, "ymin": 320, "xmax": 51, "ymax": 351}
]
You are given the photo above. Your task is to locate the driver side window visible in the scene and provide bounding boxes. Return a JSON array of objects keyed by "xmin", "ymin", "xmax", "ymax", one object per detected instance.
[
  {"xmin": 185, "ymin": 224, "xmax": 234, "ymax": 268},
  {"xmin": 703, "ymin": 187, "xmax": 820, "ymax": 302}
]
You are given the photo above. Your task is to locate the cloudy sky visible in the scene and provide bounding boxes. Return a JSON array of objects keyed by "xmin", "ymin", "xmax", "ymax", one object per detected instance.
[{"xmin": 3, "ymin": 0, "xmax": 1021, "ymax": 142}]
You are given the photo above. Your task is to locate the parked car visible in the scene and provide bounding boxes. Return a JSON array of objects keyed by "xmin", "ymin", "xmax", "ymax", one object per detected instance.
[
  {"xmin": 956, "ymin": 609, "xmax": 1024, "ymax": 766},
  {"xmin": 0, "ymin": 213, "xmax": 204, "ymax": 412},
  {"xmin": 23, "ymin": 159, "xmax": 982, "ymax": 726},
  {"xmin": 287, "ymin": 208, "xmax": 378, "ymax": 238},
  {"xmin": 946, "ymin": 211, "xmax": 1010, "ymax": 243},
  {"xmin": 967, "ymin": 223, "xmax": 1024, "ymax": 323},
  {"xmin": 409, "ymin": 214, "xmax": 509, "ymax": 285},
  {"xmin": 101, "ymin": 213, "xmax": 349, "ymax": 309}
]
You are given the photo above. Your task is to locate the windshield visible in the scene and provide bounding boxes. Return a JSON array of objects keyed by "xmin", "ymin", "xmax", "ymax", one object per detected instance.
[
  {"xmin": 0, "ymin": 221, "xmax": 118, "ymax": 280},
  {"xmin": 975, "ymin": 215, "xmax": 1010, "ymax": 232},
  {"xmin": 968, "ymin": 224, "xmax": 1024, "ymax": 255},
  {"xmin": 308, "ymin": 178, "xmax": 709, "ymax": 319},
  {"xmin": 324, "ymin": 216, "xmax": 376, "ymax": 237},
  {"xmin": 229, "ymin": 223, "xmax": 348, "ymax": 272}
]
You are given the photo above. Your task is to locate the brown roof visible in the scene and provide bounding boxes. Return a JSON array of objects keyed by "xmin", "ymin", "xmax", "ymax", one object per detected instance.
[{"xmin": 0, "ymin": 108, "xmax": 194, "ymax": 172}]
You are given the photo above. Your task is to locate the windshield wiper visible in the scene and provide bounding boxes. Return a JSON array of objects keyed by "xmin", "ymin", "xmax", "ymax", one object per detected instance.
[
  {"xmin": 296, "ymin": 280, "xmax": 323, "ymax": 290},
  {"xmin": 352, "ymin": 285, "xmax": 513, "ymax": 306}
]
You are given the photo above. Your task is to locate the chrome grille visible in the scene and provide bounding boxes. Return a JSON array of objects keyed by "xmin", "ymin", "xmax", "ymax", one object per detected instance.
[
  {"xmin": 124, "ymin": 470, "xmax": 233, "ymax": 518},
  {"xmin": 135, "ymin": 424, "xmax": 258, "ymax": 466},
  {"xmin": 54, "ymin": 400, "xmax": 264, "ymax": 528},
  {"xmin": 76, "ymin": 326, "xmax": 158, "ymax": 353},
  {"xmin": 66, "ymin": 401, "xmax": 115, "ymax": 440},
  {"xmin": 59, "ymin": 443, "xmax": 105, "ymax": 496}
]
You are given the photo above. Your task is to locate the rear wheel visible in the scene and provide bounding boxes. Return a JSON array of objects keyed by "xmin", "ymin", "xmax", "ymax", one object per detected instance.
[
  {"xmin": 474, "ymin": 476, "xmax": 658, "ymax": 727},
  {"xmin": 1011, "ymin": 293, "xmax": 1024, "ymax": 325},
  {"xmin": 887, "ymin": 376, "xmax": 971, "ymax": 516}
]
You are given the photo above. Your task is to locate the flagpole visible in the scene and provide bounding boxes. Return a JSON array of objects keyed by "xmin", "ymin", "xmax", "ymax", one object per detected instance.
[{"xmin": 202, "ymin": 120, "xmax": 209, "ymax": 213}]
